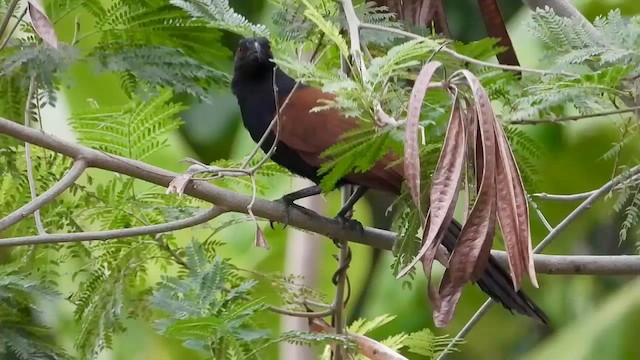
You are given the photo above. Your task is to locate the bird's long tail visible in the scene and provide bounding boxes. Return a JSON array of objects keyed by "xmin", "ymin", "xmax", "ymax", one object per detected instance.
[{"xmin": 442, "ymin": 219, "xmax": 549, "ymax": 324}]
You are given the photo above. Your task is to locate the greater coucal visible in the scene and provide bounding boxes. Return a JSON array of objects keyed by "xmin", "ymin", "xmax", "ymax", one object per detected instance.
[{"xmin": 231, "ymin": 37, "xmax": 548, "ymax": 324}]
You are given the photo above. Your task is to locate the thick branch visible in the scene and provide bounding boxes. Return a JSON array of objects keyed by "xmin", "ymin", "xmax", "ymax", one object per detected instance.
[
  {"xmin": 0, "ymin": 116, "xmax": 395, "ymax": 250},
  {"xmin": 1, "ymin": 117, "xmax": 640, "ymax": 275},
  {"xmin": 0, "ymin": 159, "xmax": 87, "ymax": 232}
]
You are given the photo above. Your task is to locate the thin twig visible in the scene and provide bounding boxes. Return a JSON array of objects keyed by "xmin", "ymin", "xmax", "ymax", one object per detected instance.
[
  {"xmin": 23, "ymin": 77, "xmax": 46, "ymax": 235},
  {"xmin": 535, "ymin": 166, "xmax": 640, "ymax": 251},
  {"xmin": 509, "ymin": 105, "xmax": 640, "ymax": 125},
  {"xmin": 0, "ymin": 206, "xmax": 227, "ymax": 246},
  {"xmin": 0, "ymin": 159, "xmax": 87, "ymax": 232},
  {"xmin": 332, "ymin": 188, "xmax": 353, "ymax": 360},
  {"xmin": 358, "ymin": 22, "xmax": 576, "ymax": 78},
  {"xmin": 339, "ymin": 0, "xmax": 368, "ymax": 81},
  {"xmin": 0, "ymin": 0, "xmax": 19, "ymax": 39},
  {"xmin": 339, "ymin": 0, "xmax": 397, "ymax": 127},
  {"xmin": 528, "ymin": 197, "xmax": 554, "ymax": 232},
  {"xmin": 532, "ymin": 173, "xmax": 640, "ymax": 202},
  {"xmin": 438, "ymin": 164, "xmax": 640, "ymax": 359},
  {"xmin": 268, "ymin": 305, "xmax": 334, "ymax": 319},
  {"xmin": 0, "ymin": 5, "xmax": 26, "ymax": 51},
  {"xmin": 137, "ymin": 206, "xmax": 190, "ymax": 270},
  {"xmin": 153, "ymin": 233, "xmax": 189, "ymax": 269},
  {"xmin": 532, "ymin": 191, "xmax": 598, "ymax": 202}
]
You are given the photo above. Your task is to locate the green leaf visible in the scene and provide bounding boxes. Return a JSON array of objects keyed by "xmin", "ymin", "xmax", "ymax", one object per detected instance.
[
  {"xmin": 92, "ymin": 44, "xmax": 229, "ymax": 101},
  {"xmin": 299, "ymin": 0, "xmax": 349, "ymax": 57}
]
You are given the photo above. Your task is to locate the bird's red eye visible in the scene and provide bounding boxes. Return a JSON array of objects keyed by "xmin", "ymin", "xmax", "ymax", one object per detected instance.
[{"xmin": 237, "ymin": 48, "xmax": 244, "ymax": 54}]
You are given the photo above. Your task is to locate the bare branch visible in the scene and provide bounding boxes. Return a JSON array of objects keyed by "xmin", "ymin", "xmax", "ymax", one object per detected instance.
[
  {"xmin": 0, "ymin": 159, "xmax": 87, "ymax": 232},
  {"xmin": 0, "ymin": 116, "xmax": 398, "ymax": 249},
  {"xmin": 23, "ymin": 77, "xmax": 47, "ymax": 235},
  {"xmin": 0, "ymin": 0, "xmax": 19, "ymax": 39},
  {"xmin": 536, "ymin": 166, "xmax": 640, "ymax": 251},
  {"xmin": 508, "ymin": 106, "xmax": 640, "ymax": 125},
  {"xmin": 339, "ymin": 0, "xmax": 368, "ymax": 81},
  {"xmin": 1, "ymin": 117, "xmax": 640, "ymax": 273},
  {"xmin": 0, "ymin": 206, "xmax": 227, "ymax": 246},
  {"xmin": 532, "ymin": 191, "xmax": 597, "ymax": 202},
  {"xmin": 528, "ymin": 197, "xmax": 554, "ymax": 232},
  {"xmin": 0, "ymin": 4, "xmax": 26, "ymax": 52},
  {"xmin": 268, "ymin": 305, "xmax": 334, "ymax": 319},
  {"xmin": 532, "ymin": 173, "xmax": 640, "ymax": 202},
  {"xmin": 491, "ymin": 253, "xmax": 640, "ymax": 275}
]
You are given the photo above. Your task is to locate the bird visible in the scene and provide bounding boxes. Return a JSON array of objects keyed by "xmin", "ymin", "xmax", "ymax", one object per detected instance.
[{"xmin": 231, "ymin": 37, "xmax": 548, "ymax": 325}]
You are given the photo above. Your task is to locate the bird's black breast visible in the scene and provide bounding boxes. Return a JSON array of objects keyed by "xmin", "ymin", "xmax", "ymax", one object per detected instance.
[{"xmin": 231, "ymin": 70, "xmax": 322, "ymax": 183}]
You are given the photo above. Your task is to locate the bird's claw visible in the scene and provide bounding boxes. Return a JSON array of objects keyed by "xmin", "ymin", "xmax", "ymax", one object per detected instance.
[
  {"xmin": 270, "ymin": 196, "xmax": 294, "ymax": 229},
  {"xmin": 270, "ymin": 195, "xmax": 317, "ymax": 229},
  {"xmin": 334, "ymin": 215, "xmax": 364, "ymax": 234}
]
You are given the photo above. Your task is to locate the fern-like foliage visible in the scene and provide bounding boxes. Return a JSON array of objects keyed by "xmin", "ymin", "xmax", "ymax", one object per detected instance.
[
  {"xmin": 272, "ymin": 0, "xmax": 400, "ymax": 45},
  {"xmin": 170, "ymin": 0, "xmax": 269, "ymax": 37},
  {"xmin": 93, "ymin": 44, "xmax": 229, "ymax": 100},
  {"xmin": 69, "ymin": 88, "xmax": 184, "ymax": 160},
  {"xmin": 496, "ymin": 9, "xmax": 640, "ymax": 122},
  {"xmin": 151, "ymin": 241, "xmax": 348, "ymax": 358},
  {"xmin": 0, "ymin": 264, "xmax": 68, "ymax": 360},
  {"xmin": 318, "ymin": 314, "xmax": 462, "ymax": 359},
  {"xmin": 152, "ymin": 241, "xmax": 266, "ymax": 355},
  {"xmin": 0, "ymin": 0, "xmax": 238, "ymax": 104},
  {"xmin": 529, "ymin": 8, "xmax": 640, "ymax": 70},
  {"xmin": 526, "ymin": 8, "xmax": 640, "ymax": 246}
]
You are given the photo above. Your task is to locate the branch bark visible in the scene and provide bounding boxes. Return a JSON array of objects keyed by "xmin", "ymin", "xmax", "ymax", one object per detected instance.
[
  {"xmin": 1, "ymin": 117, "xmax": 640, "ymax": 276},
  {"xmin": 0, "ymin": 158, "xmax": 87, "ymax": 232}
]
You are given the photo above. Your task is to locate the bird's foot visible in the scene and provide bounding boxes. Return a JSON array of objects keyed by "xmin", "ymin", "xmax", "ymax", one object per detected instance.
[
  {"xmin": 269, "ymin": 195, "xmax": 317, "ymax": 230},
  {"xmin": 334, "ymin": 214, "xmax": 364, "ymax": 234}
]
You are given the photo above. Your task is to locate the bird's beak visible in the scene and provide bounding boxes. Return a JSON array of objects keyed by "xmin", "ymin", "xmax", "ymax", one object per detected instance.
[{"xmin": 253, "ymin": 41, "xmax": 262, "ymax": 60}]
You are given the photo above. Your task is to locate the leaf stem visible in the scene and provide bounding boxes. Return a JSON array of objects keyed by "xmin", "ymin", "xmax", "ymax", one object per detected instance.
[{"xmin": 0, "ymin": 0, "xmax": 19, "ymax": 40}]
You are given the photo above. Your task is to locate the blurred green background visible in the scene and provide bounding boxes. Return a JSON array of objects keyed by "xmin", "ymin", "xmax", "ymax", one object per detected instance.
[{"xmin": 37, "ymin": 0, "xmax": 640, "ymax": 359}]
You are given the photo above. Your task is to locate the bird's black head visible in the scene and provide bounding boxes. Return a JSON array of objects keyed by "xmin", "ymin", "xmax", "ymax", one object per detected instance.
[{"xmin": 233, "ymin": 37, "xmax": 274, "ymax": 78}]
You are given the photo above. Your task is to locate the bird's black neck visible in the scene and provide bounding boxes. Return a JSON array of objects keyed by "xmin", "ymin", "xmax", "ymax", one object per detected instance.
[{"xmin": 231, "ymin": 67, "xmax": 299, "ymax": 147}]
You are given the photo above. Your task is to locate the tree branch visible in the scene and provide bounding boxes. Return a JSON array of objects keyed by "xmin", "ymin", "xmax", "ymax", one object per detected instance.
[
  {"xmin": 2, "ymin": 117, "xmax": 640, "ymax": 274},
  {"xmin": 0, "ymin": 158, "xmax": 87, "ymax": 232},
  {"xmin": 23, "ymin": 77, "xmax": 46, "ymax": 235},
  {"xmin": 508, "ymin": 106, "xmax": 640, "ymax": 125},
  {"xmin": 491, "ymin": 253, "xmax": 640, "ymax": 275},
  {"xmin": 0, "ymin": 206, "xmax": 226, "ymax": 246},
  {"xmin": 0, "ymin": 0, "xmax": 19, "ymax": 40},
  {"xmin": 0, "ymin": 116, "xmax": 398, "ymax": 249}
]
